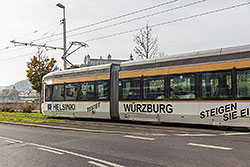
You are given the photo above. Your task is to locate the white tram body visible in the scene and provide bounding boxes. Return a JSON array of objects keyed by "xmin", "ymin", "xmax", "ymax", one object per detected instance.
[
  {"xmin": 42, "ymin": 44, "xmax": 250, "ymax": 128},
  {"xmin": 42, "ymin": 64, "xmax": 115, "ymax": 119}
]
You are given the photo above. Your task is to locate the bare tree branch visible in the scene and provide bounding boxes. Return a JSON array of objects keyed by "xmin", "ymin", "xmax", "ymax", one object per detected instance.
[{"xmin": 133, "ymin": 24, "xmax": 159, "ymax": 59}]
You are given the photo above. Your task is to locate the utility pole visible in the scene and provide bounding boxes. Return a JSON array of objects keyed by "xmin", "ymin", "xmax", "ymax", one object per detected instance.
[
  {"xmin": 56, "ymin": 3, "xmax": 67, "ymax": 70},
  {"xmin": 37, "ymin": 48, "xmax": 42, "ymax": 113}
]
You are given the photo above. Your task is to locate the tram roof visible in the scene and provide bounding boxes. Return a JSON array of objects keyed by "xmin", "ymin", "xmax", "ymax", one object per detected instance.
[
  {"xmin": 120, "ymin": 44, "xmax": 250, "ymax": 71},
  {"xmin": 43, "ymin": 63, "xmax": 113, "ymax": 80}
]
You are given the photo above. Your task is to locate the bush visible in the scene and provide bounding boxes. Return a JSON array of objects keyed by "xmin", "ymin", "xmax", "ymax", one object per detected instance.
[
  {"xmin": 20, "ymin": 104, "xmax": 37, "ymax": 113},
  {"xmin": 0, "ymin": 106, "xmax": 15, "ymax": 112}
]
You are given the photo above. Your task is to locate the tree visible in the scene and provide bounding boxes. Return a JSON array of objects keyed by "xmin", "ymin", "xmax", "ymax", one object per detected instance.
[
  {"xmin": 26, "ymin": 49, "xmax": 56, "ymax": 93},
  {"xmin": 134, "ymin": 24, "xmax": 159, "ymax": 59}
]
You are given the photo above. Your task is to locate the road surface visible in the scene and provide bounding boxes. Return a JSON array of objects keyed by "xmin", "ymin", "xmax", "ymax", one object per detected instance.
[{"xmin": 0, "ymin": 122, "xmax": 250, "ymax": 167}]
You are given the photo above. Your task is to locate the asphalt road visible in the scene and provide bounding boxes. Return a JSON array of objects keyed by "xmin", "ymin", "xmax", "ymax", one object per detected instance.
[{"xmin": 0, "ymin": 122, "xmax": 250, "ymax": 167}]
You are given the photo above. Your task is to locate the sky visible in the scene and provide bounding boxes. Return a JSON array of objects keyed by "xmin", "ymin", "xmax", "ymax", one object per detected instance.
[{"xmin": 0, "ymin": 0, "xmax": 250, "ymax": 86}]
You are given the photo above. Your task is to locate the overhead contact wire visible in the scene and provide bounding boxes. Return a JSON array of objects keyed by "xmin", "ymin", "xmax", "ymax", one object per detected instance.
[
  {"xmin": 83, "ymin": 1, "xmax": 250, "ymax": 42},
  {"xmin": 30, "ymin": 0, "xmax": 179, "ymax": 42},
  {"xmin": 65, "ymin": 0, "xmax": 208, "ymax": 39}
]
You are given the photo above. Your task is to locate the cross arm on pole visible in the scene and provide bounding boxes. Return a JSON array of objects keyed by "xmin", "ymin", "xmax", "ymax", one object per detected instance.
[{"xmin": 10, "ymin": 40, "xmax": 64, "ymax": 50}]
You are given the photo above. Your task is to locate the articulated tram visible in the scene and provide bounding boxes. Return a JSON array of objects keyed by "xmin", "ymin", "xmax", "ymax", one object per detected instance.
[{"xmin": 42, "ymin": 44, "xmax": 250, "ymax": 128}]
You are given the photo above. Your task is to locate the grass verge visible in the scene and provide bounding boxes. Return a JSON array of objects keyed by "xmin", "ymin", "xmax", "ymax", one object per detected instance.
[{"xmin": 0, "ymin": 111, "xmax": 67, "ymax": 124}]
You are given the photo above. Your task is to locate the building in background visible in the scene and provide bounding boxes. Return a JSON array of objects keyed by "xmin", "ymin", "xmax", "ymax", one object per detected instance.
[{"xmin": 83, "ymin": 54, "xmax": 133, "ymax": 67}]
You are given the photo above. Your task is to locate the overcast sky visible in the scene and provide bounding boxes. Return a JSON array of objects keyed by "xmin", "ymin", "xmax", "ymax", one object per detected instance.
[{"xmin": 0, "ymin": 0, "xmax": 250, "ymax": 86}]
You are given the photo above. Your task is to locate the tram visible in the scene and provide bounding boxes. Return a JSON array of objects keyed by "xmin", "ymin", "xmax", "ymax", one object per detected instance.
[{"xmin": 42, "ymin": 44, "xmax": 250, "ymax": 128}]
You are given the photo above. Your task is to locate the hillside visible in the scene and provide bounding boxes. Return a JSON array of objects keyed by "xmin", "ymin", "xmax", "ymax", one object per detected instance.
[
  {"xmin": 0, "ymin": 80, "xmax": 37, "ymax": 102},
  {"xmin": 14, "ymin": 79, "xmax": 33, "ymax": 92},
  {"xmin": 1, "ymin": 79, "xmax": 32, "ymax": 92}
]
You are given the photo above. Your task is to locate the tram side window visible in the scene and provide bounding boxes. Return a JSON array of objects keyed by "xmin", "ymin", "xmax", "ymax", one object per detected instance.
[
  {"xmin": 79, "ymin": 82, "xmax": 96, "ymax": 101},
  {"xmin": 51, "ymin": 84, "xmax": 65, "ymax": 101},
  {"xmin": 170, "ymin": 74, "xmax": 195, "ymax": 99},
  {"xmin": 144, "ymin": 76, "xmax": 165, "ymax": 100},
  {"xmin": 45, "ymin": 85, "xmax": 52, "ymax": 101},
  {"xmin": 201, "ymin": 71, "xmax": 232, "ymax": 99},
  {"xmin": 97, "ymin": 81, "xmax": 109, "ymax": 100},
  {"xmin": 121, "ymin": 78, "xmax": 141, "ymax": 100},
  {"xmin": 65, "ymin": 83, "xmax": 78, "ymax": 101},
  {"xmin": 237, "ymin": 69, "xmax": 250, "ymax": 98}
]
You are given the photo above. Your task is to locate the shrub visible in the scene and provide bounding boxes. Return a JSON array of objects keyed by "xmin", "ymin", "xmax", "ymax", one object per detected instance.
[
  {"xmin": 0, "ymin": 106, "xmax": 15, "ymax": 112},
  {"xmin": 20, "ymin": 104, "xmax": 37, "ymax": 113}
]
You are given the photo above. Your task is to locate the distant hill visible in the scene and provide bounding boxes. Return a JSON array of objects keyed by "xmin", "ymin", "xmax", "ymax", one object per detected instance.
[
  {"xmin": 1, "ymin": 79, "xmax": 33, "ymax": 92},
  {"xmin": 0, "ymin": 80, "xmax": 35, "ymax": 102},
  {"xmin": 14, "ymin": 79, "xmax": 33, "ymax": 92}
]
